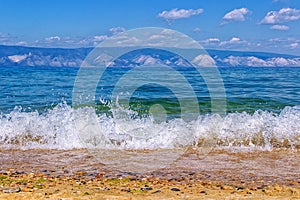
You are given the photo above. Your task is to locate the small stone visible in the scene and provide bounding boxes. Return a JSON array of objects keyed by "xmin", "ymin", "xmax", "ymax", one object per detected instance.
[
  {"xmin": 171, "ymin": 188, "xmax": 180, "ymax": 191},
  {"xmin": 199, "ymin": 190, "xmax": 206, "ymax": 194},
  {"xmin": 141, "ymin": 187, "xmax": 153, "ymax": 191},
  {"xmin": 291, "ymin": 181, "xmax": 298, "ymax": 186},
  {"xmin": 257, "ymin": 185, "xmax": 267, "ymax": 190},
  {"xmin": 2, "ymin": 187, "xmax": 21, "ymax": 193},
  {"xmin": 121, "ymin": 188, "xmax": 131, "ymax": 192},
  {"xmin": 236, "ymin": 186, "xmax": 244, "ymax": 190},
  {"xmin": 151, "ymin": 190, "xmax": 161, "ymax": 194},
  {"xmin": 96, "ymin": 173, "xmax": 104, "ymax": 179},
  {"xmin": 28, "ymin": 173, "xmax": 35, "ymax": 178}
]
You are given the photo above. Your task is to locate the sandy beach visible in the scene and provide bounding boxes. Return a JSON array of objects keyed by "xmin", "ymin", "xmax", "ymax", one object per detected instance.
[{"xmin": 0, "ymin": 148, "xmax": 299, "ymax": 199}]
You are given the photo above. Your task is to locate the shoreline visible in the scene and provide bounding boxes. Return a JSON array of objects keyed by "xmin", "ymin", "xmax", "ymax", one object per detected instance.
[{"xmin": 0, "ymin": 148, "xmax": 299, "ymax": 199}]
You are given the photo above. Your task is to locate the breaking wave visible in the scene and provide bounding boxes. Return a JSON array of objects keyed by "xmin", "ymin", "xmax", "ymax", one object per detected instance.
[{"xmin": 0, "ymin": 102, "xmax": 299, "ymax": 150}]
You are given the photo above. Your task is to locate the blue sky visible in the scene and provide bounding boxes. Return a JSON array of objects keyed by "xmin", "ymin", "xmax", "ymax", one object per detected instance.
[{"xmin": 0, "ymin": 0, "xmax": 300, "ymax": 55}]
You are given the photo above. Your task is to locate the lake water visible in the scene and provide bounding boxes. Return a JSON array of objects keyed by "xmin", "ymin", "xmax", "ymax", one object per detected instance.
[{"xmin": 0, "ymin": 66, "xmax": 299, "ymax": 151}]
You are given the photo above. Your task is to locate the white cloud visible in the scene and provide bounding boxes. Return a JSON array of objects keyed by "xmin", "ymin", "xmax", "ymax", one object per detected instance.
[
  {"xmin": 221, "ymin": 8, "xmax": 251, "ymax": 24},
  {"xmin": 220, "ymin": 37, "xmax": 245, "ymax": 46},
  {"xmin": 45, "ymin": 36, "xmax": 61, "ymax": 42},
  {"xmin": 93, "ymin": 35, "xmax": 109, "ymax": 42},
  {"xmin": 158, "ymin": 8, "xmax": 204, "ymax": 22},
  {"xmin": 200, "ymin": 37, "xmax": 254, "ymax": 50},
  {"xmin": 92, "ymin": 35, "xmax": 109, "ymax": 46},
  {"xmin": 266, "ymin": 37, "xmax": 299, "ymax": 48},
  {"xmin": 260, "ymin": 8, "xmax": 300, "ymax": 24},
  {"xmin": 193, "ymin": 27, "xmax": 201, "ymax": 33},
  {"xmin": 16, "ymin": 41, "xmax": 28, "ymax": 46},
  {"xmin": 270, "ymin": 24, "xmax": 290, "ymax": 30},
  {"xmin": 109, "ymin": 27, "xmax": 126, "ymax": 35},
  {"xmin": 230, "ymin": 37, "xmax": 241, "ymax": 42},
  {"xmin": 289, "ymin": 43, "xmax": 299, "ymax": 49},
  {"xmin": 200, "ymin": 38, "xmax": 221, "ymax": 46},
  {"xmin": 206, "ymin": 38, "xmax": 220, "ymax": 43}
]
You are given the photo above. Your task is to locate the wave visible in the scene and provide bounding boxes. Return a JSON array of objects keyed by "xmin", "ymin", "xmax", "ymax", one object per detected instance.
[{"xmin": 0, "ymin": 102, "xmax": 299, "ymax": 150}]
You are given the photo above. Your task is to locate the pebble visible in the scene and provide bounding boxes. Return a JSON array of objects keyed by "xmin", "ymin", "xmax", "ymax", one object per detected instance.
[
  {"xmin": 2, "ymin": 187, "xmax": 21, "ymax": 193},
  {"xmin": 141, "ymin": 187, "xmax": 153, "ymax": 191},
  {"xmin": 152, "ymin": 190, "xmax": 161, "ymax": 194},
  {"xmin": 120, "ymin": 188, "xmax": 131, "ymax": 192},
  {"xmin": 171, "ymin": 188, "xmax": 180, "ymax": 191},
  {"xmin": 199, "ymin": 190, "xmax": 206, "ymax": 194}
]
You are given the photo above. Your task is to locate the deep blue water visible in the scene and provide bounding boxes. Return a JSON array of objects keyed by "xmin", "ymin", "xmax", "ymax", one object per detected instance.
[{"xmin": 0, "ymin": 66, "xmax": 299, "ymax": 114}]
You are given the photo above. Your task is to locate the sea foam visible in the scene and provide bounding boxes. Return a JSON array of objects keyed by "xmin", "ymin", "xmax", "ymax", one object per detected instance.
[{"xmin": 0, "ymin": 102, "xmax": 299, "ymax": 150}]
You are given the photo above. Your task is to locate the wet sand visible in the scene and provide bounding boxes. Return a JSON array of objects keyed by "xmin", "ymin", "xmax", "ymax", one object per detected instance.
[{"xmin": 0, "ymin": 148, "xmax": 299, "ymax": 199}]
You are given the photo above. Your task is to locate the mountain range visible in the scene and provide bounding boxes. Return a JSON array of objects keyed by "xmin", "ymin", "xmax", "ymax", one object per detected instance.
[{"xmin": 0, "ymin": 45, "xmax": 300, "ymax": 67}]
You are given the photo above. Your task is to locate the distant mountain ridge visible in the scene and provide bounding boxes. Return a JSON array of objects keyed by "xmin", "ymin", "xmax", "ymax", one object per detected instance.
[{"xmin": 0, "ymin": 45, "xmax": 300, "ymax": 67}]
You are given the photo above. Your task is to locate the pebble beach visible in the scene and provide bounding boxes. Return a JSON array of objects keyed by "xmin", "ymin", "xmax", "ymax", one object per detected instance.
[{"xmin": 0, "ymin": 148, "xmax": 299, "ymax": 199}]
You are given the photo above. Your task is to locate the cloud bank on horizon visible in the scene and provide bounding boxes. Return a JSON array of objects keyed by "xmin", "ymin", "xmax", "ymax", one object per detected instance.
[{"xmin": 0, "ymin": 0, "xmax": 299, "ymax": 55}]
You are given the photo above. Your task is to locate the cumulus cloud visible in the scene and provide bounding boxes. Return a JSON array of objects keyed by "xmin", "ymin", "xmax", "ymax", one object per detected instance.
[
  {"xmin": 158, "ymin": 8, "xmax": 204, "ymax": 22},
  {"xmin": 45, "ymin": 36, "xmax": 61, "ymax": 42},
  {"xmin": 199, "ymin": 37, "xmax": 254, "ymax": 50},
  {"xmin": 109, "ymin": 27, "xmax": 126, "ymax": 35},
  {"xmin": 220, "ymin": 37, "xmax": 245, "ymax": 46},
  {"xmin": 206, "ymin": 38, "xmax": 221, "ymax": 43},
  {"xmin": 289, "ymin": 43, "xmax": 299, "ymax": 49},
  {"xmin": 35, "ymin": 36, "xmax": 79, "ymax": 47},
  {"xmin": 93, "ymin": 35, "xmax": 109, "ymax": 42},
  {"xmin": 200, "ymin": 38, "xmax": 221, "ymax": 46},
  {"xmin": 270, "ymin": 24, "xmax": 290, "ymax": 30},
  {"xmin": 260, "ymin": 8, "xmax": 300, "ymax": 24},
  {"xmin": 221, "ymin": 8, "xmax": 251, "ymax": 24}
]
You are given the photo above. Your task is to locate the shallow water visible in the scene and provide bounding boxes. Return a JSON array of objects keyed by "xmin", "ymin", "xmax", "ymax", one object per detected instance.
[{"xmin": 0, "ymin": 148, "xmax": 299, "ymax": 188}]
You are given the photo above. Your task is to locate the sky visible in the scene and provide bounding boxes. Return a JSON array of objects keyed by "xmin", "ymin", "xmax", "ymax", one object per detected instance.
[{"xmin": 0, "ymin": 0, "xmax": 300, "ymax": 55}]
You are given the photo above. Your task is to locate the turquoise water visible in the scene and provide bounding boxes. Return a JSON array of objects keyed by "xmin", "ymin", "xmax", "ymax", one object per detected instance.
[
  {"xmin": 0, "ymin": 66, "xmax": 299, "ymax": 149},
  {"xmin": 0, "ymin": 67, "xmax": 300, "ymax": 113},
  {"xmin": 0, "ymin": 66, "xmax": 299, "ymax": 113}
]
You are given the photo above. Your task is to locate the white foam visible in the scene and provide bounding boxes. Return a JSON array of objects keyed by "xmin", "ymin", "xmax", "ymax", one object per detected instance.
[{"xmin": 0, "ymin": 102, "xmax": 299, "ymax": 150}]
